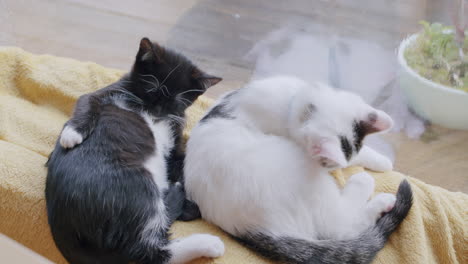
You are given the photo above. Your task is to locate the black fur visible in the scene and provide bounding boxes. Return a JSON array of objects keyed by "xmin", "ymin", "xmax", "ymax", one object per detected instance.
[
  {"xmin": 340, "ymin": 116, "xmax": 380, "ymax": 160},
  {"xmin": 235, "ymin": 180, "xmax": 413, "ymax": 264},
  {"xmin": 200, "ymin": 90, "xmax": 237, "ymax": 123},
  {"xmin": 352, "ymin": 120, "xmax": 366, "ymax": 153},
  {"xmin": 46, "ymin": 38, "xmax": 221, "ymax": 264},
  {"xmin": 177, "ymin": 199, "xmax": 202, "ymax": 221},
  {"xmin": 352, "ymin": 116, "xmax": 380, "ymax": 153},
  {"xmin": 339, "ymin": 135, "xmax": 353, "ymax": 161},
  {"xmin": 164, "ymin": 183, "xmax": 187, "ymax": 222},
  {"xmin": 200, "ymin": 103, "xmax": 232, "ymax": 122}
]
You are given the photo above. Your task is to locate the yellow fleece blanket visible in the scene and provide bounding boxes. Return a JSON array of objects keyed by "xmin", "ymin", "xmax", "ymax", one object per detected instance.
[{"xmin": 0, "ymin": 47, "xmax": 466, "ymax": 264}]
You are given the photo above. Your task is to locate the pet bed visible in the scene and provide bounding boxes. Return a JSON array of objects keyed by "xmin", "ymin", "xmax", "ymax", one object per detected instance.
[{"xmin": 0, "ymin": 47, "xmax": 466, "ymax": 264}]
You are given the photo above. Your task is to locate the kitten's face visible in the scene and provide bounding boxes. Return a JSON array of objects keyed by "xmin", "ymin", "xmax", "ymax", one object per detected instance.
[
  {"xmin": 290, "ymin": 83, "xmax": 393, "ymax": 169},
  {"xmin": 131, "ymin": 38, "xmax": 221, "ymax": 115}
]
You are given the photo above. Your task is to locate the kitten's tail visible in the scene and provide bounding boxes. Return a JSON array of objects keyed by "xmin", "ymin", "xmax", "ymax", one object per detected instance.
[{"xmin": 235, "ymin": 180, "xmax": 413, "ymax": 264}]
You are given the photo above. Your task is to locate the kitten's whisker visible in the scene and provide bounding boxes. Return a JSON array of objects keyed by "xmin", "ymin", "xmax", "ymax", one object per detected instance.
[
  {"xmin": 177, "ymin": 97, "xmax": 192, "ymax": 106},
  {"xmin": 160, "ymin": 63, "xmax": 182, "ymax": 88},
  {"xmin": 177, "ymin": 89, "xmax": 205, "ymax": 96},
  {"xmin": 167, "ymin": 114, "xmax": 186, "ymax": 126},
  {"xmin": 119, "ymin": 79, "xmax": 132, "ymax": 84},
  {"xmin": 112, "ymin": 85, "xmax": 143, "ymax": 105},
  {"xmin": 140, "ymin": 78, "xmax": 159, "ymax": 90},
  {"xmin": 139, "ymin": 74, "xmax": 160, "ymax": 87},
  {"xmin": 120, "ymin": 92, "xmax": 142, "ymax": 104},
  {"xmin": 176, "ymin": 97, "xmax": 191, "ymax": 108},
  {"xmin": 154, "ymin": 63, "xmax": 182, "ymax": 97},
  {"xmin": 140, "ymin": 78, "xmax": 169, "ymax": 97},
  {"xmin": 157, "ymin": 86, "xmax": 169, "ymax": 97},
  {"xmin": 178, "ymin": 101, "xmax": 189, "ymax": 108},
  {"xmin": 160, "ymin": 85, "xmax": 170, "ymax": 97}
]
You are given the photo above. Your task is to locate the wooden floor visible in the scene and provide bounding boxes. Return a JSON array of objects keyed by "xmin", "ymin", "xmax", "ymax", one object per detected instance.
[{"xmin": 1, "ymin": 0, "xmax": 466, "ymax": 193}]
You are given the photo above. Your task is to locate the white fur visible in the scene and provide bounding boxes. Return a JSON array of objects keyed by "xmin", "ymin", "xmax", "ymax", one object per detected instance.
[
  {"xmin": 185, "ymin": 76, "xmax": 396, "ymax": 241},
  {"xmin": 140, "ymin": 198, "xmax": 169, "ymax": 246},
  {"xmin": 104, "ymin": 100, "xmax": 175, "ymax": 245},
  {"xmin": 350, "ymin": 145, "xmax": 393, "ymax": 172},
  {"xmin": 141, "ymin": 114, "xmax": 174, "ymax": 192},
  {"xmin": 139, "ymin": 115, "xmax": 225, "ymax": 263},
  {"xmin": 59, "ymin": 126, "xmax": 83, "ymax": 148},
  {"xmin": 112, "ymin": 99, "xmax": 174, "ymax": 192},
  {"xmin": 167, "ymin": 234, "xmax": 225, "ymax": 264}
]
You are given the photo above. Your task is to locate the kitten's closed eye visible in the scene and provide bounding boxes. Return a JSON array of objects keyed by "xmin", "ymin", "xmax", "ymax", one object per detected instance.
[
  {"xmin": 319, "ymin": 157, "xmax": 341, "ymax": 168},
  {"xmin": 300, "ymin": 103, "xmax": 316, "ymax": 123}
]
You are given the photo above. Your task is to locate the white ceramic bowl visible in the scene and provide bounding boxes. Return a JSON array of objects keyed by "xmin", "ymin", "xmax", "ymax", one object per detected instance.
[{"xmin": 398, "ymin": 34, "xmax": 468, "ymax": 130}]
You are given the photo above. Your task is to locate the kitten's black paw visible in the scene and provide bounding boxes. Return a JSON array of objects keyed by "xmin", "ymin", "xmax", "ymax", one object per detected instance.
[
  {"xmin": 164, "ymin": 182, "xmax": 186, "ymax": 222},
  {"xmin": 177, "ymin": 199, "xmax": 202, "ymax": 221}
]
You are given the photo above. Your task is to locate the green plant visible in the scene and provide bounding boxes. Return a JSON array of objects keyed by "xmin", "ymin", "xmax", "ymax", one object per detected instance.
[{"xmin": 404, "ymin": 1, "xmax": 467, "ymax": 92}]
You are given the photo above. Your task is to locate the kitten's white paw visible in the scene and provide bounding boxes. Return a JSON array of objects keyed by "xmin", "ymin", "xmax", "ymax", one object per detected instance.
[
  {"xmin": 168, "ymin": 234, "xmax": 224, "ymax": 264},
  {"xmin": 343, "ymin": 172, "xmax": 375, "ymax": 203},
  {"xmin": 60, "ymin": 126, "xmax": 83, "ymax": 149},
  {"xmin": 367, "ymin": 156, "xmax": 393, "ymax": 172},
  {"xmin": 193, "ymin": 234, "xmax": 225, "ymax": 258},
  {"xmin": 365, "ymin": 193, "xmax": 396, "ymax": 222},
  {"xmin": 348, "ymin": 172, "xmax": 375, "ymax": 192},
  {"xmin": 374, "ymin": 193, "xmax": 396, "ymax": 213},
  {"xmin": 372, "ymin": 193, "xmax": 397, "ymax": 214}
]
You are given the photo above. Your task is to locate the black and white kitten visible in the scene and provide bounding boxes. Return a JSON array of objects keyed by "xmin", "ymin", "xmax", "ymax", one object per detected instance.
[{"xmin": 46, "ymin": 38, "xmax": 224, "ymax": 264}]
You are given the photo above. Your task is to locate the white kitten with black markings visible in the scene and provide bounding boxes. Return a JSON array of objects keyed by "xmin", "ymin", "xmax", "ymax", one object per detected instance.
[{"xmin": 184, "ymin": 76, "xmax": 412, "ymax": 264}]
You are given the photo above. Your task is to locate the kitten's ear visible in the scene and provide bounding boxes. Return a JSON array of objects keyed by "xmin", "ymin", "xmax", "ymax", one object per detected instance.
[
  {"xmin": 200, "ymin": 74, "xmax": 222, "ymax": 89},
  {"xmin": 361, "ymin": 110, "xmax": 393, "ymax": 134},
  {"xmin": 312, "ymin": 139, "xmax": 347, "ymax": 168},
  {"xmin": 193, "ymin": 68, "xmax": 222, "ymax": 89},
  {"xmin": 136, "ymin": 37, "xmax": 162, "ymax": 62}
]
